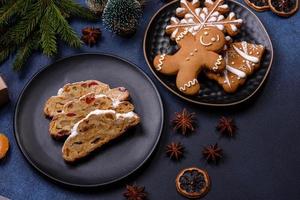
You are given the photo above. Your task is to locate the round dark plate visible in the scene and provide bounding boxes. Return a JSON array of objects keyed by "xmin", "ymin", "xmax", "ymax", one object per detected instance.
[
  {"xmin": 14, "ymin": 54, "xmax": 164, "ymax": 187},
  {"xmin": 144, "ymin": 0, "xmax": 273, "ymax": 106}
]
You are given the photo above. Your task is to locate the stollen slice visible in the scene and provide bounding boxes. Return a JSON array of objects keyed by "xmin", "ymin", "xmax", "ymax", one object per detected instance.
[
  {"xmin": 44, "ymin": 80, "xmax": 129, "ymax": 118},
  {"xmin": 49, "ymin": 93, "xmax": 134, "ymax": 139},
  {"xmin": 62, "ymin": 110, "xmax": 140, "ymax": 162}
]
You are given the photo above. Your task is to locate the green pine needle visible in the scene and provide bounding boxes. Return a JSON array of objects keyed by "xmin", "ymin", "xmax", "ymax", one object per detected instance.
[
  {"xmin": 0, "ymin": 45, "xmax": 16, "ymax": 64},
  {"xmin": 0, "ymin": 0, "xmax": 42, "ymax": 47},
  {"xmin": 0, "ymin": 0, "xmax": 95, "ymax": 71},
  {"xmin": 0, "ymin": 0, "xmax": 21, "ymax": 26},
  {"xmin": 52, "ymin": 4, "xmax": 82, "ymax": 48},
  {"xmin": 40, "ymin": 4, "xmax": 57, "ymax": 56},
  {"xmin": 13, "ymin": 34, "xmax": 39, "ymax": 71},
  {"xmin": 57, "ymin": 0, "xmax": 97, "ymax": 20}
]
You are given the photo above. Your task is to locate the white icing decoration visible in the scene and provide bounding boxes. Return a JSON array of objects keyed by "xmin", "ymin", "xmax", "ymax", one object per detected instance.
[
  {"xmin": 229, "ymin": 12, "xmax": 235, "ymax": 19},
  {"xmin": 208, "ymin": 17, "xmax": 217, "ymax": 22},
  {"xmin": 57, "ymin": 88, "xmax": 63, "ymax": 95},
  {"xmin": 192, "ymin": 0, "xmax": 199, "ymax": 5},
  {"xmin": 233, "ymin": 43, "xmax": 259, "ymax": 63},
  {"xmin": 175, "ymin": 29, "xmax": 189, "ymax": 42},
  {"xmin": 218, "ymin": 15, "xmax": 224, "ymax": 21},
  {"xmin": 226, "ymin": 65, "xmax": 246, "ymax": 78},
  {"xmin": 230, "ymin": 24, "xmax": 237, "ymax": 32},
  {"xmin": 156, "ymin": 54, "xmax": 166, "ymax": 71},
  {"xmin": 195, "ymin": 8, "xmax": 201, "ymax": 16},
  {"xmin": 213, "ymin": 55, "xmax": 223, "ymax": 71},
  {"xmin": 176, "ymin": 7, "xmax": 185, "ymax": 14},
  {"xmin": 225, "ymin": 36, "xmax": 231, "ymax": 41},
  {"xmin": 116, "ymin": 111, "xmax": 137, "ymax": 119},
  {"xmin": 179, "ymin": 79, "xmax": 198, "ymax": 91},
  {"xmin": 200, "ymin": 35, "xmax": 212, "ymax": 46},
  {"xmin": 171, "ymin": 17, "xmax": 178, "ymax": 24},
  {"xmin": 185, "ymin": 13, "xmax": 194, "ymax": 18},
  {"xmin": 219, "ymin": 4, "xmax": 228, "ymax": 9},
  {"xmin": 112, "ymin": 99, "xmax": 121, "ymax": 108},
  {"xmin": 223, "ymin": 70, "xmax": 231, "ymax": 88},
  {"xmin": 69, "ymin": 110, "xmax": 138, "ymax": 138},
  {"xmin": 205, "ymin": 0, "xmax": 214, "ymax": 5},
  {"xmin": 171, "ymin": 28, "xmax": 179, "ymax": 39}
]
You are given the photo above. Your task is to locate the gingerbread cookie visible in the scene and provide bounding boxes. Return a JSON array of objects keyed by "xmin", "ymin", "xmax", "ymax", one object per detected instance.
[
  {"xmin": 166, "ymin": 0, "xmax": 243, "ymax": 41},
  {"xmin": 154, "ymin": 27, "xmax": 226, "ymax": 95},
  {"xmin": 206, "ymin": 41, "xmax": 265, "ymax": 93}
]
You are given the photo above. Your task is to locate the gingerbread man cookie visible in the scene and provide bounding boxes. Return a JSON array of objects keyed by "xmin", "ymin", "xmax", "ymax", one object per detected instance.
[
  {"xmin": 154, "ymin": 27, "xmax": 226, "ymax": 95},
  {"xmin": 206, "ymin": 41, "xmax": 265, "ymax": 93}
]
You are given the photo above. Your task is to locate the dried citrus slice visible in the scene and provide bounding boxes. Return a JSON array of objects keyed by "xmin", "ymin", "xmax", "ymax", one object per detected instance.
[
  {"xmin": 269, "ymin": 0, "xmax": 299, "ymax": 17},
  {"xmin": 244, "ymin": 0, "xmax": 270, "ymax": 11},
  {"xmin": 0, "ymin": 134, "xmax": 9, "ymax": 159},
  {"xmin": 176, "ymin": 167, "xmax": 210, "ymax": 199}
]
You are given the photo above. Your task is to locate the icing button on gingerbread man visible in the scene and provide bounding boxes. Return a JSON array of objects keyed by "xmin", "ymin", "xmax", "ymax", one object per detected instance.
[{"xmin": 153, "ymin": 27, "xmax": 226, "ymax": 95}]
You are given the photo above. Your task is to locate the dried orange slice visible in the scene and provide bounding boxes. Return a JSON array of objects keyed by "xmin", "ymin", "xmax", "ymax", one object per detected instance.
[
  {"xmin": 269, "ymin": 0, "xmax": 299, "ymax": 17},
  {"xmin": 244, "ymin": 0, "xmax": 270, "ymax": 11},
  {"xmin": 0, "ymin": 133, "xmax": 9, "ymax": 159},
  {"xmin": 176, "ymin": 167, "xmax": 210, "ymax": 199}
]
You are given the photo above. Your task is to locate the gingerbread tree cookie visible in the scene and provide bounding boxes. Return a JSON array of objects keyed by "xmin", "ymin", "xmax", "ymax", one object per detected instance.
[
  {"xmin": 154, "ymin": 27, "xmax": 226, "ymax": 95},
  {"xmin": 166, "ymin": 0, "xmax": 243, "ymax": 41},
  {"xmin": 206, "ymin": 41, "xmax": 265, "ymax": 93}
]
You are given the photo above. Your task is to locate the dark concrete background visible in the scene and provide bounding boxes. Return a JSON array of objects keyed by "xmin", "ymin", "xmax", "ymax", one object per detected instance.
[{"xmin": 0, "ymin": 0, "xmax": 299, "ymax": 199}]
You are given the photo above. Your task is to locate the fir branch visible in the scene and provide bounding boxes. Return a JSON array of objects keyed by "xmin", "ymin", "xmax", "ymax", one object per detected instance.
[
  {"xmin": 0, "ymin": 0, "xmax": 42, "ymax": 46},
  {"xmin": 51, "ymin": 4, "xmax": 82, "ymax": 48},
  {"xmin": 13, "ymin": 33, "xmax": 39, "ymax": 71},
  {"xmin": 0, "ymin": 45, "xmax": 16, "ymax": 64},
  {"xmin": 0, "ymin": 0, "xmax": 22, "ymax": 26},
  {"xmin": 0, "ymin": 0, "xmax": 93, "ymax": 70},
  {"xmin": 56, "ymin": 0, "xmax": 97, "ymax": 20},
  {"xmin": 40, "ymin": 6, "xmax": 57, "ymax": 56}
]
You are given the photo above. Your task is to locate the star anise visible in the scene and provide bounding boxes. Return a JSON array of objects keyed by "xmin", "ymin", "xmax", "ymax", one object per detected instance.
[
  {"xmin": 81, "ymin": 27, "xmax": 101, "ymax": 46},
  {"xmin": 123, "ymin": 184, "xmax": 147, "ymax": 200},
  {"xmin": 166, "ymin": 142, "xmax": 184, "ymax": 160},
  {"xmin": 202, "ymin": 143, "xmax": 223, "ymax": 163},
  {"xmin": 216, "ymin": 116, "xmax": 237, "ymax": 137},
  {"xmin": 172, "ymin": 108, "xmax": 196, "ymax": 135}
]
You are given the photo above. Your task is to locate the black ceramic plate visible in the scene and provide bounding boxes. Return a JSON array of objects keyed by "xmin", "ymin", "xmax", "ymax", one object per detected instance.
[
  {"xmin": 144, "ymin": 0, "xmax": 273, "ymax": 106},
  {"xmin": 14, "ymin": 54, "xmax": 163, "ymax": 187}
]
